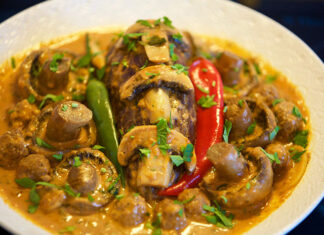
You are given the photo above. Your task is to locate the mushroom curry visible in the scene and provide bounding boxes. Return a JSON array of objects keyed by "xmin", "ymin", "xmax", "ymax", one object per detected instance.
[{"xmin": 0, "ymin": 18, "xmax": 310, "ymax": 234}]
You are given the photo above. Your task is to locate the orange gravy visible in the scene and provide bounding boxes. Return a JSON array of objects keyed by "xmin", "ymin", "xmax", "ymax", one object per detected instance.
[{"xmin": 0, "ymin": 30, "xmax": 310, "ymax": 234}]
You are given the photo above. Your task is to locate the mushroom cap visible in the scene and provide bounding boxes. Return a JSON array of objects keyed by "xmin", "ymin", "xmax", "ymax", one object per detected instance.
[
  {"xmin": 119, "ymin": 65, "xmax": 194, "ymax": 101},
  {"xmin": 118, "ymin": 125, "xmax": 196, "ymax": 173}
]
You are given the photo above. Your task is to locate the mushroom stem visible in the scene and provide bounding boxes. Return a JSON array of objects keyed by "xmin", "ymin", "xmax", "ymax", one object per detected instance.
[
  {"xmin": 37, "ymin": 58, "xmax": 71, "ymax": 95},
  {"xmin": 46, "ymin": 101, "xmax": 93, "ymax": 142}
]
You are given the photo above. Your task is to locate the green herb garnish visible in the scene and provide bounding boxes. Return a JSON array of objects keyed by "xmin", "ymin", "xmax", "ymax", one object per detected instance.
[
  {"xmin": 162, "ymin": 16, "xmax": 174, "ymax": 28},
  {"xmin": 266, "ymin": 75, "xmax": 277, "ymax": 83},
  {"xmin": 223, "ymin": 120, "xmax": 232, "ymax": 143},
  {"xmin": 27, "ymin": 94, "xmax": 36, "ymax": 104},
  {"xmin": 172, "ymin": 33, "xmax": 183, "ymax": 41},
  {"xmin": 170, "ymin": 155, "xmax": 184, "ymax": 167},
  {"xmin": 39, "ymin": 94, "xmax": 64, "ymax": 109},
  {"xmin": 156, "ymin": 118, "xmax": 171, "ymax": 154},
  {"xmin": 11, "ymin": 57, "xmax": 16, "ymax": 69},
  {"xmin": 52, "ymin": 154, "xmax": 63, "ymax": 161},
  {"xmin": 96, "ymin": 66, "xmax": 106, "ymax": 80},
  {"xmin": 36, "ymin": 137, "xmax": 53, "ymax": 149},
  {"xmin": 261, "ymin": 148, "xmax": 280, "ymax": 164},
  {"xmin": 238, "ymin": 99, "xmax": 244, "ymax": 108},
  {"xmin": 292, "ymin": 106, "xmax": 302, "ymax": 118},
  {"xmin": 49, "ymin": 53, "xmax": 64, "ymax": 72},
  {"xmin": 272, "ymin": 98, "xmax": 283, "ymax": 106},
  {"xmin": 136, "ymin": 19, "xmax": 153, "ymax": 28},
  {"xmin": 269, "ymin": 126, "xmax": 280, "ymax": 141},
  {"xmin": 292, "ymin": 150, "xmax": 306, "ymax": 163},
  {"xmin": 171, "ymin": 64, "xmax": 188, "ymax": 75},
  {"xmin": 147, "ymin": 36, "xmax": 166, "ymax": 46},
  {"xmin": 92, "ymin": 145, "xmax": 105, "ymax": 150},
  {"xmin": 246, "ymin": 121, "xmax": 256, "ymax": 135},
  {"xmin": 139, "ymin": 148, "xmax": 151, "ymax": 157},
  {"xmin": 293, "ymin": 130, "xmax": 308, "ymax": 148},
  {"xmin": 197, "ymin": 95, "xmax": 217, "ymax": 108},
  {"xmin": 169, "ymin": 43, "xmax": 178, "ymax": 61},
  {"xmin": 73, "ymin": 156, "xmax": 82, "ymax": 167}
]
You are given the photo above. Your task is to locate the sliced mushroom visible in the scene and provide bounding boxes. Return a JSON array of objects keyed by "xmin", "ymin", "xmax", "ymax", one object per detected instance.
[
  {"xmin": 28, "ymin": 101, "xmax": 96, "ymax": 156},
  {"xmin": 227, "ymin": 97, "xmax": 277, "ymax": 147},
  {"xmin": 118, "ymin": 125, "xmax": 196, "ymax": 199},
  {"xmin": 117, "ymin": 65, "xmax": 196, "ymax": 142},
  {"xmin": 120, "ymin": 65, "xmax": 194, "ymax": 100},
  {"xmin": 142, "ymin": 28, "xmax": 170, "ymax": 63},
  {"xmin": 105, "ymin": 19, "xmax": 196, "ymax": 142},
  {"xmin": 16, "ymin": 49, "xmax": 89, "ymax": 101},
  {"xmin": 201, "ymin": 144, "xmax": 273, "ymax": 215},
  {"xmin": 272, "ymin": 101, "xmax": 303, "ymax": 141},
  {"xmin": 47, "ymin": 148, "xmax": 119, "ymax": 215}
]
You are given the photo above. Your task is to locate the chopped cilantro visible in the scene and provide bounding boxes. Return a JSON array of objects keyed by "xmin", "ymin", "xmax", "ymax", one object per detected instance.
[
  {"xmin": 174, "ymin": 196, "xmax": 195, "ymax": 205},
  {"xmin": 140, "ymin": 60, "xmax": 148, "ymax": 70},
  {"xmin": 171, "ymin": 64, "xmax": 188, "ymax": 75},
  {"xmin": 292, "ymin": 150, "xmax": 306, "ymax": 163},
  {"xmin": 92, "ymin": 145, "xmax": 105, "ymax": 150},
  {"xmin": 147, "ymin": 36, "xmax": 166, "ymax": 46},
  {"xmin": 11, "ymin": 57, "xmax": 16, "ymax": 69},
  {"xmin": 183, "ymin": 143, "xmax": 194, "ymax": 162},
  {"xmin": 111, "ymin": 61, "xmax": 120, "ymax": 66},
  {"xmin": 172, "ymin": 33, "xmax": 183, "ymax": 41},
  {"xmin": 36, "ymin": 137, "xmax": 53, "ymax": 149},
  {"xmin": 269, "ymin": 126, "xmax": 280, "ymax": 141},
  {"xmin": 115, "ymin": 194, "xmax": 124, "ymax": 200},
  {"xmin": 169, "ymin": 43, "xmax": 178, "ymax": 61},
  {"xmin": 49, "ymin": 53, "xmax": 64, "ymax": 72},
  {"xmin": 146, "ymin": 72, "xmax": 160, "ymax": 79},
  {"xmin": 59, "ymin": 226, "xmax": 76, "ymax": 233},
  {"xmin": 272, "ymin": 98, "xmax": 283, "ymax": 106},
  {"xmin": 246, "ymin": 182, "xmax": 251, "ymax": 190},
  {"xmin": 136, "ymin": 19, "xmax": 153, "ymax": 28},
  {"xmin": 266, "ymin": 75, "xmax": 277, "ymax": 83},
  {"xmin": 261, "ymin": 148, "xmax": 281, "ymax": 164},
  {"xmin": 253, "ymin": 63, "xmax": 261, "ymax": 75},
  {"xmin": 238, "ymin": 99, "xmax": 244, "ymax": 107},
  {"xmin": 52, "ymin": 154, "xmax": 63, "ymax": 161},
  {"xmin": 27, "ymin": 94, "xmax": 36, "ymax": 104},
  {"xmin": 71, "ymin": 102, "xmax": 79, "ymax": 108},
  {"xmin": 73, "ymin": 156, "xmax": 82, "ymax": 167},
  {"xmin": 292, "ymin": 106, "xmax": 302, "ymax": 118},
  {"xmin": 197, "ymin": 95, "xmax": 217, "ymax": 108},
  {"xmin": 246, "ymin": 121, "xmax": 256, "ymax": 135},
  {"xmin": 96, "ymin": 66, "xmax": 106, "ymax": 80},
  {"xmin": 202, "ymin": 68, "xmax": 208, "ymax": 72},
  {"xmin": 156, "ymin": 118, "xmax": 170, "ymax": 154},
  {"xmin": 88, "ymin": 194, "xmax": 95, "ymax": 202},
  {"xmin": 39, "ymin": 94, "xmax": 64, "ymax": 109},
  {"xmin": 170, "ymin": 155, "xmax": 184, "ymax": 167},
  {"xmin": 139, "ymin": 148, "xmax": 151, "ymax": 157},
  {"xmin": 61, "ymin": 104, "xmax": 68, "ymax": 111},
  {"xmin": 162, "ymin": 16, "xmax": 174, "ymax": 28},
  {"xmin": 223, "ymin": 120, "xmax": 232, "ymax": 143},
  {"xmin": 293, "ymin": 130, "xmax": 308, "ymax": 148},
  {"xmin": 223, "ymin": 86, "xmax": 238, "ymax": 94}
]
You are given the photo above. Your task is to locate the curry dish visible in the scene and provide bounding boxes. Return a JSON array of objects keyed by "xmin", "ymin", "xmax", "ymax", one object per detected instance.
[{"xmin": 0, "ymin": 18, "xmax": 310, "ymax": 234}]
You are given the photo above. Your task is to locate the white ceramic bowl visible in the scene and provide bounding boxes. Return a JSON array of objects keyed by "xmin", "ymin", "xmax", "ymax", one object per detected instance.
[{"xmin": 0, "ymin": 0, "xmax": 323, "ymax": 234}]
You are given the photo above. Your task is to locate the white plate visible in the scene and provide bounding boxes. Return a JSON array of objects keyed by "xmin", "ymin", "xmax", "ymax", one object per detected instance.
[{"xmin": 0, "ymin": 0, "xmax": 323, "ymax": 234}]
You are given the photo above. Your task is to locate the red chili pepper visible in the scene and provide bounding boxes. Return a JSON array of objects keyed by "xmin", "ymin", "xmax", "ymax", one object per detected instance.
[{"xmin": 159, "ymin": 58, "xmax": 224, "ymax": 196}]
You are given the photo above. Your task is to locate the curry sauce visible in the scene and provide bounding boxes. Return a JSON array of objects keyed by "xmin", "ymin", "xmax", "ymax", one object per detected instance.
[{"xmin": 0, "ymin": 23, "xmax": 310, "ymax": 235}]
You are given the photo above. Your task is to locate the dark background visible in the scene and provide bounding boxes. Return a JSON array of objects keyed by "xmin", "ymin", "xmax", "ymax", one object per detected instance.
[{"xmin": 0, "ymin": 0, "xmax": 323, "ymax": 234}]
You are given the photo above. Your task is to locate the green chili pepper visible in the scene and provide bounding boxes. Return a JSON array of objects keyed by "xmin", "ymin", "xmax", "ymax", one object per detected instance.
[{"xmin": 86, "ymin": 80, "xmax": 125, "ymax": 186}]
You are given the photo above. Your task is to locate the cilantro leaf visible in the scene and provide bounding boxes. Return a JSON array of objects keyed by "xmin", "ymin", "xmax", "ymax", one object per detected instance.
[
  {"xmin": 197, "ymin": 95, "xmax": 217, "ymax": 108},
  {"xmin": 293, "ymin": 130, "xmax": 308, "ymax": 148},
  {"xmin": 261, "ymin": 148, "xmax": 281, "ymax": 164},
  {"xmin": 269, "ymin": 126, "xmax": 280, "ymax": 141},
  {"xmin": 39, "ymin": 94, "xmax": 64, "ymax": 109},
  {"xmin": 136, "ymin": 19, "xmax": 153, "ymax": 28},
  {"xmin": 223, "ymin": 120, "xmax": 232, "ymax": 143},
  {"xmin": 183, "ymin": 143, "xmax": 194, "ymax": 162},
  {"xmin": 156, "ymin": 118, "xmax": 170, "ymax": 154},
  {"xmin": 246, "ymin": 121, "xmax": 256, "ymax": 135},
  {"xmin": 49, "ymin": 53, "xmax": 64, "ymax": 72},
  {"xmin": 170, "ymin": 155, "xmax": 184, "ymax": 167}
]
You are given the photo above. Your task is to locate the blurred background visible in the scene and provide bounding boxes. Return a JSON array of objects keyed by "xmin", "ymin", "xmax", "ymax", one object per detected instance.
[{"xmin": 0, "ymin": 0, "xmax": 323, "ymax": 234}]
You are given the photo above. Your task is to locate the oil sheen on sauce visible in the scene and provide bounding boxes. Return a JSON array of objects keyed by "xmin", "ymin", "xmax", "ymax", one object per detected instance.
[{"xmin": 0, "ymin": 29, "xmax": 310, "ymax": 235}]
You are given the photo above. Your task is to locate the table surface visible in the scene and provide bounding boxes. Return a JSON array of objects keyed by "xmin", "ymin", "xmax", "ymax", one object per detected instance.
[{"xmin": 0, "ymin": 0, "xmax": 323, "ymax": 234}]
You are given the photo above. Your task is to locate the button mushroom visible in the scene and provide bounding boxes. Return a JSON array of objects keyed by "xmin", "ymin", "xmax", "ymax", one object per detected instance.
[
  {"xmin": 201, "ymin": 143, "xmax": 273, "ymax": 215},
  {"xmin": 16, "ymin": 49, "xmax": 89, "ymax": 101},
  {"xmin": 118, "ymin": 125, "xmax": 196, "ymax": 199},
  {"xmin": 48, "ymin": 148, "xmax": 120, "ymax": 215},
  {"xmin": 16, "ymin": 154, "xmax": 51, "ymax": 182},
  {"xmin": 28, "ymin": 101, "xmax": 96, "ymax": 156},
  {"xmin": 118, "ymin": 65, "xmax": 196, "ymax": 143},
  {"xmin": 226, "ymin": 97, "xmax": 277, "ymax": 147},
  {"xmin": 110, "ymin": 193, "xmax": 148, "ymax": 226},
  {"xmin": 0, "ymin": 129, "xmax": 29, "ymax": 169}
]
